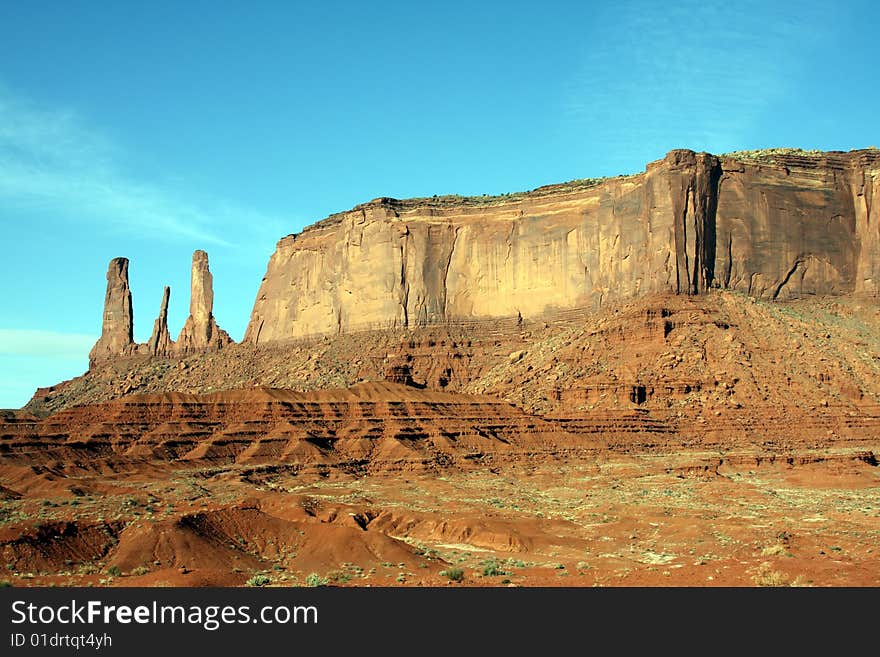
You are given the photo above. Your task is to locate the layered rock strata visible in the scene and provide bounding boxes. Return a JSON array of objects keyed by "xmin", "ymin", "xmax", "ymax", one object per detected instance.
[
  {"xmin": 5, "ymin": 381, "xmax": 877, "ymax": 472},
  {"xmin": 1, "ymin": 383, "xmax": 596, "ymax": 471}
]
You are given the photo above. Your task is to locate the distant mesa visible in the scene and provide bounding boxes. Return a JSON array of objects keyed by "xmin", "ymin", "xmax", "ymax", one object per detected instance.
[{"xmin": 88, "ymin": 250, "xmax": 233, "ymax": 368}]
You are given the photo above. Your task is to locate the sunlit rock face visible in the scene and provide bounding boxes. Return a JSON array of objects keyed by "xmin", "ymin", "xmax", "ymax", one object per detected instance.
[
  {"xmin": 244, "ymin": 148, "xmax": 880, "ymax": 344},
  {"xmin": 89, "ymin": 257, "xmax": 135, "ymax": 366}
]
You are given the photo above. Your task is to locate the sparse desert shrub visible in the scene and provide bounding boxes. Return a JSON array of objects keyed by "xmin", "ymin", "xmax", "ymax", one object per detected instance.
[
  {"xmin": 130, "ymin": 566, "xmax": 150, "ymax": 577},
  {"xmin": 761, "ymin": 544, "xmax": 788, "ymax": 557},
  {"xmin": 328, "ymin": 570, "xmax": 351, "ymax": 584},
  {"xmin": 752, "ymin": 562, "xmax": 788, "ymax": 587},
  {"xmin": 106, "ymin": 565, "xmax": 121, "ymax": 577},
  {"xmin": 415, "ymin": 545, "xmax": 439, "ymax": 559},
  {"xmin": 789, "ymin": 575, "xmax": 813, "ymax": 587},
  {"xmin": 481, "ymin": 560, "xmax": 508, "ymax": 577},
  {"xmin": 305, "ymin": 573, "xmax": 328, "ymax": 587},
  {"xmin": 723, "ymin": 147, "xmax": 825, "ymax": 163},
  {"xmin": 246, "ymin": 574, "xmax": 271, "ymax": 587},
  {"xmin": 440, "ymin": 568, "xmax": 464, "ymax": 582}
]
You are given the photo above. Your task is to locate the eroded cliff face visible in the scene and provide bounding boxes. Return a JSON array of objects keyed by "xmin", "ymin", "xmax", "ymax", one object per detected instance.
[
  {"xmin": 245, "ymin": 148, "xmax": 880, "ymax": 344},
  {"xmin": 715, "ymin": 150, "xmax": 880, "ymax": 299},
  {"xmin": 244, "ymin": 155, "xmax": 680, "ymax": 343}
]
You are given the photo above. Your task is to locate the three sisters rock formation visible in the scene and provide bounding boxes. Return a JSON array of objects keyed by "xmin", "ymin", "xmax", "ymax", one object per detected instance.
[{"xmin": 88, "ymin": 250, "xmax": 231, "ymax": 367}]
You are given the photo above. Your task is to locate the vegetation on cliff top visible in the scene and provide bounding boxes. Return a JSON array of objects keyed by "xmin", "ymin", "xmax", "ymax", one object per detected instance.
[
  {"xmin": 723, "ymin": 147, "xmax": 825, "ymax": 160},
  {"xmin": 387, "ymin": 173, "xmax": 632, "ymax": 208},
  {"xmin": 722, "ymin": 146, "xmax": 878, "ymax": 163},
  {"xmin": 306, "ymin": 173, "xmax": 635, "ymax": 232}
]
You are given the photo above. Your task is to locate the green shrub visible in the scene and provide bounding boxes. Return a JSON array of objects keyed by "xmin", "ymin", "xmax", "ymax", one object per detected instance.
[
  {"xmin": 305, "ymin": 573, "xmax": 328, "ymax": 587},
  {"xmin": 481, "ymin": 560, "xmax": 508, "ymax": 577},
  {"xmin": 106, "ymin": 565, "xmax": 121, "ymax": 577},
  {"xmin": 246, "ymin": 574, "xmax": 271, "ymax": 587},
  {"xmin": 329, "ymin": 571, "xmax": 351, "ymax": 584},
  {"xmin": 440, "ymin": 568, "xmax": 464, "ymax": 582}
]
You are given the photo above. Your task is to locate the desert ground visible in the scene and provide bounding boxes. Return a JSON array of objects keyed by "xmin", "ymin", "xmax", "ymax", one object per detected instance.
[{"xmin": 3, "ymin": 292, "xmax": 878, "ymax": 587}]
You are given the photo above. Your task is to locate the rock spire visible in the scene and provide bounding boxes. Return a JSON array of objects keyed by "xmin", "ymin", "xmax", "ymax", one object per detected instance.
[
  {"xmin": 88, "ymin": 257, "xmax": 134, "ymax": 366},
  {"xmin": 147, "ymin": 286, "xmax": 173, "ymax": 357},
  {"xmin": 175, "ymin": 250, "xmax": 232, "ymax": 355}
]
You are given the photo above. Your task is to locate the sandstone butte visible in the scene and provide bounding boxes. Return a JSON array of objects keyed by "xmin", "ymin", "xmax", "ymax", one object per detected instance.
[
  {"xmin": 243, "ymin": 148, "xmax": 880, "ymax": 343},
  {"xmin": 87, "ymin": 147, "xmax": 880, "ymax": 362}
]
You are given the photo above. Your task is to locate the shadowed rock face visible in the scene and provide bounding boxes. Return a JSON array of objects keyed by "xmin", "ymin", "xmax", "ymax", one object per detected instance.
[
  {"xmin": 88, "ymin": 258, "xmax": 134, "ymax": 366},
  {"xmin": 715, "ymin": 151, "xmax": 878, "ymax": 299},
  {"xmin": 244, "ymin": 148, "xmax": 880, "ymax": 344},
  {"xmin": 175, "ymin": 250, "xmax": 232, "ymax": 355}
]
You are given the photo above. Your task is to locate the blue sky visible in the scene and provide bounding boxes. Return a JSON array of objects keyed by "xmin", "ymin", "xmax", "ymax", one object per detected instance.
[{"xmin": 0, "ymin": 0, "xmax": 877, "ymax": 407}]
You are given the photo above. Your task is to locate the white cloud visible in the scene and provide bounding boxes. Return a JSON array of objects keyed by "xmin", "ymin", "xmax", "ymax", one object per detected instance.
[
  {"xmin": 0, "ymin": 85, "xmax": 289, "ymax": 246},
  {"xmin": 0, "ymin": 329, "xmax": 96, "ymax": 359}
]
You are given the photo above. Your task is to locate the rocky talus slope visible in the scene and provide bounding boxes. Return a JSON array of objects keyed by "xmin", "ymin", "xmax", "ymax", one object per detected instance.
[{"xmin": 16, "ymin": 291, "xmax": 880, "ymax": 454}]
